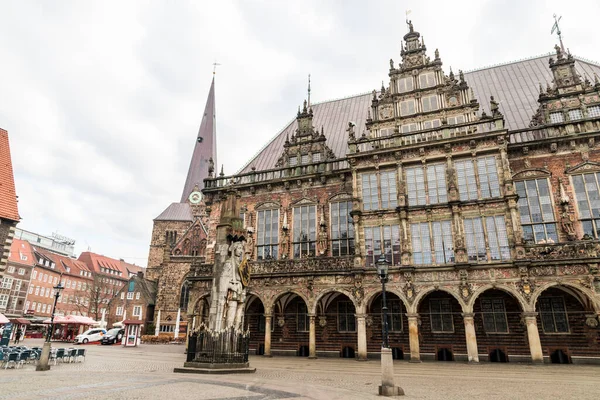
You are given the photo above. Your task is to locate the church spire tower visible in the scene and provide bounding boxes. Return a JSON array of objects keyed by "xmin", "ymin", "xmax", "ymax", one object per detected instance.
[{"xmin": 181, "ymin": 77, "xmax": 217, "ymax": 202}]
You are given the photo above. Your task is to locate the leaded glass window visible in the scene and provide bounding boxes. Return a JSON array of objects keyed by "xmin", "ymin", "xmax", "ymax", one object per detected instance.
[
  {"xmin": 477, "ymin": 157, "xmax": 501, "ymax": 198},
  {"xmin": 301, "ymin": 154, "xmax": 310, "ymax": 164},
  {"xmin": 257, "ymin": 209, "xmax": 279, "ymax": 260},
  {"xmin": 400, "ymin": 99, "xmax": 416, "ymax": 116},
  {"xmin": 398, "ymin": 77, "xmax": 414, "ymax": 93},
  {"xmin": 549, "ymin": 112, "xmax": 564, "ymax": 123},
  {"xmin": 361, "ymin": 171, "xmax": 397, "ymax": 210},
  {"xmin": 568, "ymin": 109, "xmax": 582, "ymax": 121},
  {"xmin": 362, "ymin": 173, "xmax": 378, "ymax": 211},
  {"xmin": 422, "ymin": 119, "xmax": 441, "ymax": 130},
  {"xmin": 516, "ymin": 178, "xmax": 558, "ymax": 243},
  {"xmin": 380, "ymin": 171, "xmax": 398, "ymax": 209},
  {"xmin": 293, "ymin": 205, "xmax": 316, "ymax": 258},
  {"xmin": 297, "ymin": 302, "xmax": 309, "ymax": 332},
  {"xmin": 411, "ymin": 221, "xmax": 453, "ymax": 265},
  {"xmin": 312, "ymin": 153, "xmax": 321, "ymax": 162},
  {"xmin": 401, "ymin": 123, "xmax": 418, "ymax": 133},
  {"xmin": 364, "ymin": 225, "xmax": 400, "ymax": 267},
  {"xmin": 485, "ymin": 216, "xmax": 510, "ymax": 261},
  {"xmin": 456, "ymin": 160, "xmax": 478, "ymax": 201},
  {"xmin": 588, "ymin": 105, "xmax": 600, "ymax": 118},
  {"xmin": 572, "ymin": 173, "xmax": 600, "ymax": 238},
  {"xmin": 419, "ymin": 72, "xmax": 436, "ymax": 88},
  {"xmin": 539, "ymin": 297, "xmax": 569, "ymax": 333},
  {"xmin": 406, "ymin": 164, "xmax": 447, "ymax": 205},
  {"xmin": 289, "ymin": 156, "xmax": 298, "ymax": 167},
  {"xmin": 406, "ymin": 166, "xmax": 426, "ymax": 205},
  {"xmin": 481, "ymin": 298, "xmax": 508, "ymax": 333},
  {"xmin": 330, "ymin": 201, "xmax": 355, "ymax": 256},
  {"xmin": 338, "ymin": 301, "xmax": 356, "ymax": 332},
  {"xmin": 432, "ymin": 220, "xmax": 455, "ymax": 264},
  {"xmin": 429, "ymin": 298, "xmax": 454, "ymax": 332},
  {"xmin": 427, "ymin": 164, "xmax": 448, "ymax": 204},
  {"xmin": 411, "ymin": 223, "xmax": 432, "ymax": 265},
  {"xmin": 386, "ymin": 299, "xmax": 403, "ymax": 332},
  {"xmin": 464, "ymin": 217, "xmax": 486, "ymax": 261},
  {"xmin": 421, "ymin": 95, "xmax": 439, "ymax": 112}
]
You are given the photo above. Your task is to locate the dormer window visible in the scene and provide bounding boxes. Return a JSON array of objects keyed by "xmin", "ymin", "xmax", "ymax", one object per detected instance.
[
  {"xmin": 400, "ymin": 99, "xmax": 416, "ymax": 116},
  {"xmin": 568, "ymin": 109, "xmax": 582, "ymax": 121},
  {"xmin": 398, "ymin": 77, "xmax": 414, "ymax": 93},
  {"xmin": 289, "ymin": 156, "xmax": 298, "ymax": 167},
  {"xmin": 419, "ymin": 72, "xmax": 436, "ymax": 89},
  {"xmin": 549, "ymin": 112, "xmax": 564, "ymax": 124}
]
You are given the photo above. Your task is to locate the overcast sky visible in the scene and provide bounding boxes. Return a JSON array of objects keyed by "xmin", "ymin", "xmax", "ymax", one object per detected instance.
[{"xmin": 1, "ymin": 0, "xmax": 599, "ymax": 267}]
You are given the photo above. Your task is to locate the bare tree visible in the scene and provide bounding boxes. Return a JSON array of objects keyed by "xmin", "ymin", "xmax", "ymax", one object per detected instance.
[{"xmin": 73, "ymin": 275, "xmax": 116, "ymax": 321}]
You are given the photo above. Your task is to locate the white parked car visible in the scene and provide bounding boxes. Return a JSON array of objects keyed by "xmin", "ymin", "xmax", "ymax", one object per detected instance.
[{"xmin": 75, "ymin": 328, "xmax": 107, "ymax": 344}]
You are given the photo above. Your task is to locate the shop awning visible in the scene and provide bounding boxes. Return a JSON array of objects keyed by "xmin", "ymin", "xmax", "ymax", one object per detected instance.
[
  {"xmin": 10, "ymin": 318, "xmax": 31, "ymax": 325},
  {"xmin": 122, "ymin": 320, "xmax": 144, "ymax": 325},
  {"xmin": 42, "ymin": 315, "xmax": 99, "ymax": 325},
  {"xmin": 0, "ymin": 313, "xmax": 9, "ymax": 324}
]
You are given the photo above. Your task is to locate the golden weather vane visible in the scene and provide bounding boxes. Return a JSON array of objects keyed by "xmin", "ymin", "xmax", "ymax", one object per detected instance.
[{"xmin": 213, "ymin": 61, "xmax": 221, "ymax": 75}]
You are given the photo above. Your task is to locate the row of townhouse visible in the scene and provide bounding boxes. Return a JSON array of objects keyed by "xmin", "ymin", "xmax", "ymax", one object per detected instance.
[{"xmin": 0, "ymin": 238, "xmax": 146, "ymax": 330}]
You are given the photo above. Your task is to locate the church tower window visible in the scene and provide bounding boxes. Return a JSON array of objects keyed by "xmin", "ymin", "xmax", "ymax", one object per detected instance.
[
  {"xmin": 179, "ymin": 281, "xmax": 190, "ymax": 311},
  {"xmin": 257, "ymin": 209, "xmax": 279, "ymax": 260}
]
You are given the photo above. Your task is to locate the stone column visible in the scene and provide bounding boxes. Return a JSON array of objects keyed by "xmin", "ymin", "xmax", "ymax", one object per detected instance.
[
  {"xmin": 407, "ymin": 314, "xmax": 421, "ymax": 362},
  {"xmin": 523, "ymin": 312, "xmax": 544, "ymax": 363},
  {"xmin": 462, "ymin": 313, "xmax": 479, "ymax": 363},
  {"xmin": 308, "ymin": 314, "xmax": 317, "ymax": 359},
  {"xmin": 356, "ymin": 314, "xmax": 368, "ymax": 361},
  {"xmin": 264, "ymin": 315, "xmax": 272, "ymax": 357}
]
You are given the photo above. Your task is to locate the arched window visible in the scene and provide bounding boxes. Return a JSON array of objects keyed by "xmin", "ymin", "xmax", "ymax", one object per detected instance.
[{"xmin": 179, "ymin": 281, "xmax": 190, "ymax": 310}]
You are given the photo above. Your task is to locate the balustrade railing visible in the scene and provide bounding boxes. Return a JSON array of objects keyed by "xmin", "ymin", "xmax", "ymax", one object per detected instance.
[
  {"xmin": 509, "ymin": 119, "xmax": 600, "ymax": 144},
  {"xmin": 204, "ymin": 159, "xmax": 350, "ymax": 189},
  {"xmin": 522, "ymin": 240, "xmax": 600, "ymax": 260}
]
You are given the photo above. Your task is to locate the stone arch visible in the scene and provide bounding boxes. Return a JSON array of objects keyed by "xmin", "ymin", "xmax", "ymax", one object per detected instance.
[
  {"xmin": 530, "ymin": 281, "xmax": 600, "ymax": 313},
  {"xmin": 364, "ymin": 287, "xmax": 410, "ymax": 314},
  {"xmin": 245, "ymin": 290, "xmax": 267, "ymax": 312},
  {"xmin": 467, "ymin": 284, "xmax": 529, "ymax": 313},
  {"xmin": 265, "ymin": 290, "xmax": 310, "ymax": 315},
  {"xmin": 411, "ymin": 287, "xmax": 467, "ymax": 314},
  {"xmin": 310, "ymin": 288, "xmax": 358, "ymax": 315}
]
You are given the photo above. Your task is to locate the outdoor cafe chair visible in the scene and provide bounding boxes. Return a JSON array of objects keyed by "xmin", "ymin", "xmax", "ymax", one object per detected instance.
[
  {"xmin": 4, "ymin": 352, "xmax": 19, "ymax": 369},
  {"xmin": 67, "ymin": 348, "xmax": 77, "ymax": 363},
  {"xmin": 54, "ymin": 348, "xmax": 66, "ymax": 365},
  {"xmin": 75, "ymin": 348, "xmax": 86, "ymax": 363},
  {"xmin": 18, "ymin": 350, "xmax": 31, "ymax": 367}
]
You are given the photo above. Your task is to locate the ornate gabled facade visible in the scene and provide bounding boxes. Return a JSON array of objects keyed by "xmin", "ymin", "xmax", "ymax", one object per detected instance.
[{"xmin": 149, "ymin": 24, "xmax": 600, "ymax": 364}]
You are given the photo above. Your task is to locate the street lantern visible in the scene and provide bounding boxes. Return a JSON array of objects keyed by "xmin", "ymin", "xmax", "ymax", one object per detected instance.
[
  {"xmin": 376, "ymin": 254, "xmax": 390, "ymax": 349},
  {"xmin": 37, "ymin": 281, "xmax": 64, "ymax": 371},
  {"xmin": 375, "ymin": 254, "xmax": 404, "ymax": 396}
]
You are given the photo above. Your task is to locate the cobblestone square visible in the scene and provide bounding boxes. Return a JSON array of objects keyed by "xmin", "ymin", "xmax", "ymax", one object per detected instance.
[{"xmin": 1, "ymin": 339, "xmax": 599, "ymax": 399}]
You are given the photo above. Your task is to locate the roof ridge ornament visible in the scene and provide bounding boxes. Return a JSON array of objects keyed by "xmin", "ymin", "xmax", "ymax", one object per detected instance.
[{"xmin": 551, "ymin": 14, "xmax": 565, "ymax": 52}]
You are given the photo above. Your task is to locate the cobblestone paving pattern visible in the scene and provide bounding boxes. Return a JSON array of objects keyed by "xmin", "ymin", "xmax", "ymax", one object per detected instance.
[{"xmin": 1, "ymin": 339, "xmax": 599, "ymax": 399}]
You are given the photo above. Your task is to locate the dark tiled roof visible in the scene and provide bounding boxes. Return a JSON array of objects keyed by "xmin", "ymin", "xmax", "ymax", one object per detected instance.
[
  {"xmin": 181, "ymin": 78, "xmax": 217, "ymax": 202},
  {"xmin": 0, "ymin": 128, "xmax": 20, "ymax": 221},
  {"xmin": 239, "ymin": 55, "xmax": 600, "ymax": 174},
  {"xmin": 154, "ymin": 202, "xmax": 193, "ymax": 221}
]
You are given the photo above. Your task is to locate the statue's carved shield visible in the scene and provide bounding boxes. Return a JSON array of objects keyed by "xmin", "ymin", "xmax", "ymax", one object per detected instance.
[{"xmin": 239, "ymin": 257, "xmax": 250, "ymax": 287}]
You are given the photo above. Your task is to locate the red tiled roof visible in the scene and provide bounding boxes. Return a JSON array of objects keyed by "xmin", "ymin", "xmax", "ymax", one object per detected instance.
[
  {"xmin": 78, "ymin": 251, "xmax": 144, "ymax": 277},
  {"xmin": 7, "ymin": 239, "xmax": 35, "ymax": 266},
  {"xmin": 0, "ymin": 128, "xmax": 19, "ymax": 222},
  {"xmin": 36, "ymin": 248, "xmax": 93, "ymax": 279}
]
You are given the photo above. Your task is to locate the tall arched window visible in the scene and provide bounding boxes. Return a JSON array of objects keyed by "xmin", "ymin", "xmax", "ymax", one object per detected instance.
[{"xmin": 179, "ymin": 281, "xmax": 190, "ymax": 310}]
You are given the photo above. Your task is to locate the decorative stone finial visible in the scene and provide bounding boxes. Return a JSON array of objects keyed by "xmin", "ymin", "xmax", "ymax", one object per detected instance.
[{"xmin": 219, "ymin": 164, "xmax": 224, "ymax": 177}]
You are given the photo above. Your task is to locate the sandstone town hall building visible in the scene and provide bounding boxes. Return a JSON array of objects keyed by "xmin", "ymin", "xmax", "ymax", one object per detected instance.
[{"xmin": 146, "ymin": 22, "xmax": 600, "ymax": 364}]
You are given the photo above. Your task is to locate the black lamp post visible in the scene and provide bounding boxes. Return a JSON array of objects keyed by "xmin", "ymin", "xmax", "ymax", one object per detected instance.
[
  {"xmin": 37, "ymin": 282, "xmax": 64, "ymax": 371},
  {"xmin": 376, "ymin": 254, "xmax": 390, "ymax": 349},
  {"xmin": 375, "ymin": 254, "xmax": 404, "ymax": 396}
]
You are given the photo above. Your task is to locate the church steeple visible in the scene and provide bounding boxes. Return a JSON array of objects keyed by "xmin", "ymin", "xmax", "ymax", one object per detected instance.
[{"xmin": 181, "ymin": 77, "xmax": 217, "ymax": 202}]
